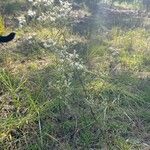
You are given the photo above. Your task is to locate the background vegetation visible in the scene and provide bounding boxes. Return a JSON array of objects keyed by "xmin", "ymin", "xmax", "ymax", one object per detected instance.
[{"xmin": 0, "ymin": 0, "xmax": 150, "ymax": 149}]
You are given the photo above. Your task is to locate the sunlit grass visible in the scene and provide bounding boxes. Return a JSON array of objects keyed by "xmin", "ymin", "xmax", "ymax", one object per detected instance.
[
  {"xmin": 113, "ymin": 1, "xmax": 141, "ymax": 9},
  {"xmin": 0, "ymin": 0, "xmax": 150, "ymax": 149},
  {"xmin": 111, "ymin": 28, "xmax": 149, "ymax": 51},
  {"xmin": 0, "ymin": 16, "xmax": 5, "ymax": 35}
]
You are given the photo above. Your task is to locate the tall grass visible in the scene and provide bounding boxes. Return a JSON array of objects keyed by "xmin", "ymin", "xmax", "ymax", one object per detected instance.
[{"xmin": 0, "ymin": 0, "xmax": 150, "ymax": 149}]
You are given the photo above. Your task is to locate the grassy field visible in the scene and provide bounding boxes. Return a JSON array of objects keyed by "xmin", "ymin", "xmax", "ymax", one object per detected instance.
[{"xmin": 0, "ymin": 0, "xmax": 150, "ymax": 149}]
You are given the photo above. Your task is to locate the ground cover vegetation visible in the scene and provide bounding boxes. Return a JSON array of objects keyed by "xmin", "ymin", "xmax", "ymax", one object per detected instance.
[{"xmin": 0, "ymin": 0, "xmax": 150, "ymax": 149}]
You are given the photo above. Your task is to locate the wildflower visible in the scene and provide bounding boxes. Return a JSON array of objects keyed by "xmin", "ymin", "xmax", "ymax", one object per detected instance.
[
  {"xmin": 43, "ymin": 39, "xmax": 56, "ymax": 48},
  {"xmin": 17, "ymin": 16, "xmax": 26, "ymax": 28},
  {"xmin": 27, "ymin": 10, "xmax": 36, "ymax": 17}
]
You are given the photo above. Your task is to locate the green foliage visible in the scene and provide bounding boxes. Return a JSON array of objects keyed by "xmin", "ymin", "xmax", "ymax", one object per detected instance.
[
  {"xmin": 3, "ymin": 1, "xmax": 25, "ymax": 14},
  {"xmin": 0, "ymin": 16, "xmax": 5, "ymax": 35},
  {"xmin": 112, "ymin": 0, "xmax": 136, "ymax": 4},
  {"xmin": 110, "ymin": 28, "xmax": 150, "ymax": 71},
  {"xmin": 0, "ymin": 0, "xmax": 150, "ymax": 149}
]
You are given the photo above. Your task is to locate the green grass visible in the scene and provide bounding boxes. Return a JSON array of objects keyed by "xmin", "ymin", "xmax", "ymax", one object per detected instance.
[
  {"xmin": 1, "ymin": 29, "xmax": 149, "ymax": 149},
  {"xmin": 0, "ymin": 0, "xmax": 150, "ymax": 149}
]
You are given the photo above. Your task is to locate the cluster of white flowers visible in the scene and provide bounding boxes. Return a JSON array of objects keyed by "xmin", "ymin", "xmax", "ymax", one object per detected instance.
[
  {"xmin": 42, "ymin": 38, "xmax": 56, "ymax": 48},
  {"xmin": 26, "ymin": 35, "xmax": 34, "ymax": 43},
  {"xmin": 36, "ymin": 0, "xmax": 72, "ymax": 22},
  {"xmin": 16, "ymin": 0, "xmax": 87, "ymax": 71},
  {"xmin": 59, "ymin": 49, "xmax": 85, "ymax": 70},
  {"xmin": 17, "ymin": 0, "xmax": 89, "ymax": 28},
  {"xmin": 69, "ymin": 10, "xmax": 90, "ymax": 20},
  {"xmin": 28, "ymin": 0, "xmax": 54, "ymax": 6},
  {"xmin": 60, "ymin": 49, "xmax": 78, "ymax": 60},
  {"xmin": 70, "ymin": 62, "xmax": 85, "ymax": 70},
  {"xmin": 27, "ymin": 9, "xmax": 36, "ymax": 17},
  {"xmin": 17, "ymin": 0, "xmax": 55, "ymax": 27},
  {"xmin": 17, "ymin": 15, "xmax": 26, "ymax": 28},
  {"xmin": 37, "ymin": 12, "xmax": 57, "ymax": 22}
]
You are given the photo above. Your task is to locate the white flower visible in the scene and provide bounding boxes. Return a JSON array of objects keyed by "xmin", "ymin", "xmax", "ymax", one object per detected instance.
[
  {"xmin": 43, "ymin": 43, "xmax": 51, "ymax": 48},
  {"xmin": 27, "ymin": 10, "xmax": 36, "ymax": 17},
  {"xmin": 43, "ymin": 39, "xmax": 56, "ymax": 48},
  {"xmin": 17, "ymin": 15, "xmax": 26, "ymax": 27},
  {"xmin": 74, "ymin": 62, "xmax": 84, "ymax": 70},
  {"xmin": 33, "ymin": 2, "xmax": 38, "ymax": 5}
]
